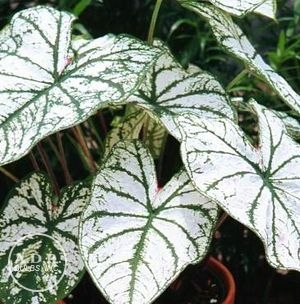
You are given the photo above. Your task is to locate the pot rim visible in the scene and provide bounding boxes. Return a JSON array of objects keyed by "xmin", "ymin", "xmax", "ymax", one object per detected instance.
[{"xmin": 206, "ymin": 256, "xmax": 236, "ymax": 304}]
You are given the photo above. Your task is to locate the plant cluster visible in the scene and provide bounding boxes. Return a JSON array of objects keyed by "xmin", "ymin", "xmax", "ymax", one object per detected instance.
[{"xmin": 0, "ymin": 1, "xmax": 299, "ymax": 304}]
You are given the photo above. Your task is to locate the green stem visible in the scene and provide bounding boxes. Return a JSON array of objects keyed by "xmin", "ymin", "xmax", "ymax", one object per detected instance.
[
  {"xmin": 226, "ymin": 69, "xmax": 249, "ymax": 91},
  {"xmin": 147, "ymin": 0, "xmax": 163, "ymax": 44}
]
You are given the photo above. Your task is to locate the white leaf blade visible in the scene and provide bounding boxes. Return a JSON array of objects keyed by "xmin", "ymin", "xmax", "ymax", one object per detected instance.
[
  {"xmin": 80, "ymin": 141, "xmax": 218, "ymax": 304},
  {"xmin": 180, "ymin": 1, "xmax": 300, "ymax": 116},
  {"xmin": 127, "ymin": 42, "xmax": 235, "ymax": 140},
  {"xmin": 0, "ymin": 7, "xmax": 162, "ymax": 166},
  {"xmin": 179, "ymin": 103, "xmax": 300, "ymax": 271}
]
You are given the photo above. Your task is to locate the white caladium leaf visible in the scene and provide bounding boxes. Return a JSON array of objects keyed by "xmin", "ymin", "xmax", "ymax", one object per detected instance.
[
  {"xmin": 0, "ymin": 6, "xmax": 161, "ymax": 166},
  {"xmin": 179, "ymin": 102, "xmax": 300, "ymax": 271},
  {"xmin": 0, "ymin": 173, "xmax": 90, "ymax": 304},
  {"xmin": 207, "ymin": 0, "xmax": 276, "ymax": 18},
  {"xmin": 128, "ymin": 42, "xmax": 235, "ymax": 140},
  {"xmin": 179, "ymin": 1, "xmax": 300, "ymax": 116},
  {"xmin": 79, "ymin": 141, "xmax": 218, "ymax": 304}
]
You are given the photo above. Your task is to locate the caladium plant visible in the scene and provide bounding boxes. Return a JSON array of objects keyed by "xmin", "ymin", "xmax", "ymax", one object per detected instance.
[{"xmin": 0, "ymin": 1, "xmax": 299, "ymax": 304}]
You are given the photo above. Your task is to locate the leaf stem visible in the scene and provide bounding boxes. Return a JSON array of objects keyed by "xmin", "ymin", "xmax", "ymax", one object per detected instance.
[
  {"xmin": 72, "ymin": 125, "xmax": 97, "ymax": 173},
  {"xmin": 148, "ymin": 0, "xmax": 163, "ymax": 44},
  {"xmin": 98, "ymin": 110, "xmax": 108, "ymax": 136},
  {"xmin": 226, "ymin": 69, "xmax": 249, "ymax": 91},
  {"xmin": 56, "ymin": 132, "xmax": 73, "ymax": 185},
  {"xmin": 29, "ymin": 151, "xmax": 40, "ymax": 171},
  {"xmin": 37, "ymin": 143, "xmax": 60, "ymax": 196},
  {"xmin": 0, "ymin": 167, "xmax": 19, "ymax": 183},
  {"xmin": 215, "ymin": 212, "xmax": 229, "ymax": 231}
]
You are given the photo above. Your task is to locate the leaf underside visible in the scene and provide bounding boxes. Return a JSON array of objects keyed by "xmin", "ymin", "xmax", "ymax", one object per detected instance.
[{"xmin": 105, "ymin": 107, "xmax": 167, "ymax": 159}]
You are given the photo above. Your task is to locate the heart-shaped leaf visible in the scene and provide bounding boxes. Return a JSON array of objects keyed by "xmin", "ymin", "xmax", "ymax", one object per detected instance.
[
  {"xmin": 179, "ymin": 101, "xmax": 300, "ymax": 271},
  {"xmin": 204, "ymin": 0, "xmax": 276, "ymax": 18},
  {"xmin": 79, "ymin": 141, "xmax": 218, "ymax": 304},
  {"xmin": 0, "ymin": 6, "xmax": 161, "ymax": 166},
  {"xmin": 179, "ymin": 1, "xmax": 300, "ymax": 116},
  {"xmin": 127, "ymin": 42, "xmax": 235, "ymax": 140},
  {"xmin": 0, "ymin": 173, "xmax": 90, "ymax": 304}
]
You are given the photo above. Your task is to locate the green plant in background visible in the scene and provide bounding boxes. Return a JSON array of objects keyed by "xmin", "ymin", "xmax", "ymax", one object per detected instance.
[{"xmin": 0, "ymin": 0, "xmax": 299, "ymax": 304}]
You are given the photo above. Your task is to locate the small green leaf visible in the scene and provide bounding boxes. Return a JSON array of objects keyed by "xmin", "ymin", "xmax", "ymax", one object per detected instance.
[
  {"xmin": 127, "ymin": 41, "xmax": 235, "ymax": 140},
  {"xmin": 180, "ymin": 1, "xmax": 300, "ymax": 116},
  {"xmin": 79, "ymin": 141, "xmax": 218, "ymax": 304},
  {"xmin": 179, "ymin": 102, "xmax": 300, "ymax": 271},
  {"xmin": 0, "ymin": 6, "xmax": 162, "ymax": 166},
  {"xmin": 73, "ymin": 0, "xmax": 92, "ymax": 16},
  {"xmin": 0, "ymin": 173, "xmax": 90, "ymax": 304}
]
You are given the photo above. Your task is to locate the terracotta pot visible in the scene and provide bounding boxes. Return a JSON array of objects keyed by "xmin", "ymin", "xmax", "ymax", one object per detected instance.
[
  {"xmin": 56, "ymin": 301, "xmax": 66, "ymax": 304},
  {"xmin": 206, "ymin": 256, "xmax": 236, "ymax": 304}
]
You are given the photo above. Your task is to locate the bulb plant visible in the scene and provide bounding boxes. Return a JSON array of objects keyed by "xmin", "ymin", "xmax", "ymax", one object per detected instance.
[{"xmin": 0, "ymin": 1, "xmax": 299, "ymax": 304}]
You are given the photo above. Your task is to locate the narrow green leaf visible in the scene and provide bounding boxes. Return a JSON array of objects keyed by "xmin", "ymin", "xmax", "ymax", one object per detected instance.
[
  {"xmin": 127, "ymin": 41, "xmax": 235, "ymax": 140},
  {"xmin": 179, "ymin": 102, "xmax": 300, "ymax": 271},
  {"xmin": 0, "ymin": 173, "xmax": 90, "ymax": 304},
  {"xmin": 79, "ymin": 141, "xmax": 218, "ymax": 304},
  {"xmin": 180, "ymin": 1, "xmax": 300, "ymax": 116},
  {"xmin": 0, "ymin": 6, "xmax": 162, "ymax": 166},
  {"xmin": 73, "ymin": 0, "xmax": 92, "ymax": 16}
]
